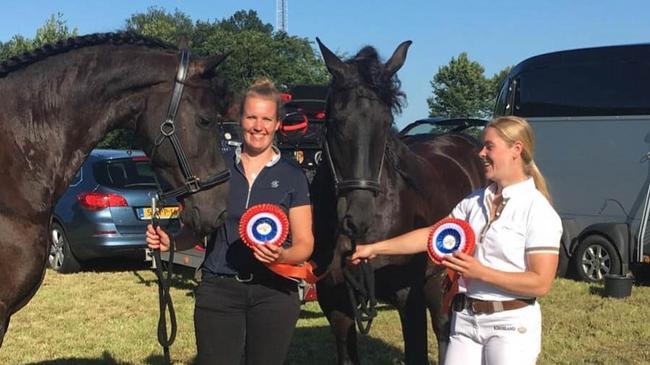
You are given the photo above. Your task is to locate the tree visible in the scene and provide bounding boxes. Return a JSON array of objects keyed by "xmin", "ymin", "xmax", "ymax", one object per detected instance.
[
  {"xmin": 124, "ymin": 7, "xmax": 193, "ymax": 45},
  {"xmin": 490, "ymin": 66, "xmax": 512, "ymax": 105},
  {"xmin": 216, "ymin": 10, "xmax": 273, "ymax": 34},
  {"xmin": 0, "ymin": 13, "xmax": 78, "ymax": 61},
  {"xmin": 125, "ymin": 8, "xmax": 328, "ymax": 95},
  {"xmin": 427, "ymin": 53, "xmax": 493, "ymax": 118}
]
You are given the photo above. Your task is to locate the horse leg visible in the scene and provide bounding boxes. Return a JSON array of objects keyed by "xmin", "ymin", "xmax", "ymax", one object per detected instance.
[
  {"xmin": 424, "ymin": 269, "xmax": 451, "ymax": 365},
  {"xmin": 393, "ymin": 285, "xmax": 430, "ymax": 365},
  {"xmin": 0, "ymin": 218, "xmax": 49, "ymax": 348},
  {"xmin": 317, "ymin": 282, "xmax": 360, "ymax": 365}
]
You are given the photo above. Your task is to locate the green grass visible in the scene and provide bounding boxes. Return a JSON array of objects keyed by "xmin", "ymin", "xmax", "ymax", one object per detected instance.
[{"xmin": 1, "ymin": 263, "xmax": 650, "ymax": 364}]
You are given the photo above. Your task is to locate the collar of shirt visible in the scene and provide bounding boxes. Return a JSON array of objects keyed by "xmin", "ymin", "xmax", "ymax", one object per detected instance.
[
  {"xmin": 234, "ymin": 145, "xmax": 281, "ymax": 168},
  {"xmin": 483, "ymin": 177, "xmax": 536, "ymax": 207}
]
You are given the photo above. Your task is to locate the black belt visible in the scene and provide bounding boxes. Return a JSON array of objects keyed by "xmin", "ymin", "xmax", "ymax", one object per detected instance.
[
  {"xmin": 212, "ymin": 272, "xmax": 254, "ymax": 283},
  {"xmin": 205, "ymin": 271, "xmax": 297, "ymax": 289}
]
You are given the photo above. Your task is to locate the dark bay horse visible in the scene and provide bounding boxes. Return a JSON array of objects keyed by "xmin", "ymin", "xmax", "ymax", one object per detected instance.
[
  {"xmin": 0, "ymin": 33, "xmax": 232, "ymax": 347},
  {"xmin": 311, "ymin": 39, "xmax": 486, "ymax": 364}
]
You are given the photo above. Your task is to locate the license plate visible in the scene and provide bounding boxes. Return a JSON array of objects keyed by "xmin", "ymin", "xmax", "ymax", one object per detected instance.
[{"xmin": 138, "ymin": 207, "xmax": 180, "ymax": 220}]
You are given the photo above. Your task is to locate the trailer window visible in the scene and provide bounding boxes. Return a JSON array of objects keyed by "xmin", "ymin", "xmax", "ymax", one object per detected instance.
[{"xmin": 515, "ymin": 61, "xmax": 650, "ymax": 117}]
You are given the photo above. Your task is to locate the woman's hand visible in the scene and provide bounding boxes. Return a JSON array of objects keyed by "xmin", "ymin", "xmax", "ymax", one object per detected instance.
[
  {"xmin": 441, "ymin": 251, "xmax": 487, "ymax": 280},
  {"xmin": 146, "ymin": 224, "xmax": 171, "ymax": 252},
  {"xmin": 251, "ymin": 243, "xmax": 284, "ymax": 264},
  {"xmin": 349, "ymin": 244, "xmax": 376, "ymax": 265}
]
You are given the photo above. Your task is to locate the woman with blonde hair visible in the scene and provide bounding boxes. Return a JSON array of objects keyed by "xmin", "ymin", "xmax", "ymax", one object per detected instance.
[
  {"xmin": 351, "ymin": 116, "xmax": 562, "ymax": 364},
  {"xmin": 147, "ymin": 78, "xmax": 314, "ymax": 364}
]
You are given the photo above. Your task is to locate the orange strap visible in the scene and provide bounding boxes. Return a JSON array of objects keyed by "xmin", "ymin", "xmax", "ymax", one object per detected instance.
[
  {"xmin": 441, "ymin": 268, "xmax": 459, "ymax": 316},
  {"xmin": 266, "ymin": 260, "xmax": 321, "ymax": 283}
]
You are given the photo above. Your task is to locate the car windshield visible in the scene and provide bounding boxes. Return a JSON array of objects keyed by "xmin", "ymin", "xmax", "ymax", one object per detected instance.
[{"xmin": 93, "ymin": 158, "xmax": 161, "ymax": 189}]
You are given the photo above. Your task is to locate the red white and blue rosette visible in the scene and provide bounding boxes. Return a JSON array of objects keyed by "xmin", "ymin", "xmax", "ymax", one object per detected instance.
[
  {"xmin": 239, "ymin": 204, "xmax": 289, "ymax": 248},
  {"xmin": 427, "ymin": 218, "xmax": 475, "ymax": 264}
]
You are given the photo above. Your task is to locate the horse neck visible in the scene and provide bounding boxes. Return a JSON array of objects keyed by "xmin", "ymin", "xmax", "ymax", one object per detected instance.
[
  {"xmin": 384, "ymin": 132, "xmax": 435, "ymax": 195},
  {"xmin": 0, "ymin": 46, "xmax": 176, "ymax": 217}
]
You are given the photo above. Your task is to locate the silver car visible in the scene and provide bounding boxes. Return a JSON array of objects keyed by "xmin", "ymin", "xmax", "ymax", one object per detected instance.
[{"xmin": 49, "ymin": 149, "xmax": 180, "ymax": 273}]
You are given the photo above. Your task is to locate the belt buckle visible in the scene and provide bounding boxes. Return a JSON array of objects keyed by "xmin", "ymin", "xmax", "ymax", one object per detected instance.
[
  {"xmin": 469, "ymin": 300, "xmax": 479, "ymax": 314},
  {"xmin": 235, "ymin": 273, "xmax": 254, "ymax": 283}
]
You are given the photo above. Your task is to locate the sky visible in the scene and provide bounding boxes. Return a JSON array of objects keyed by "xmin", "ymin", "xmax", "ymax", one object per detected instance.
[{"xmin": 1, "ymin": 0, "xmax": 649, "ymax": 129}]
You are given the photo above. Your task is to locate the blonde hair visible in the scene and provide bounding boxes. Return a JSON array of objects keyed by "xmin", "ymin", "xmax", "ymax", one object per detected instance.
[
  {"xmin": 239, "ymin": 78, "xmax": 284, "ymax": 119},
  {"xmin": 487, "ymin": 116, "xmax": 552, "ymax": 203}
]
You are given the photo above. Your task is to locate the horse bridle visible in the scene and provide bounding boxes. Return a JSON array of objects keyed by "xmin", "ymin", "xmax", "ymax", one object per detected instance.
[
  {"xmin": 149, "ymin": 49, "xmax": 230, "ymax": 365},
  {"xmin": 322, "ymin": 120, "xmax": 389, "ymax": 335},
  {"xmin": 323, "ymin": 132, "xmax": 387, "ymax": 196},
  {"xmin": 153, "ymin": 49, "xmax": 231, "ymax": 201}
]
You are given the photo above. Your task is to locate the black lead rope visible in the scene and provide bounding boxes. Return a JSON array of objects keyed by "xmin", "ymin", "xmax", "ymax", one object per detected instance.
[
  {"xmin": 151, "ymin": 196, "xmax": 177, "ymax": 365},
  {"xmin": 343, "ymin": 241, "xmax": 378, "ymax": 335}
]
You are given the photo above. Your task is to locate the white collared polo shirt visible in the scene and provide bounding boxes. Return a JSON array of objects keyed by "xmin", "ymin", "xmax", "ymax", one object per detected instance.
[{"xmin": 451, "ymin": 177, "xmax": 562, "ymax": 301}]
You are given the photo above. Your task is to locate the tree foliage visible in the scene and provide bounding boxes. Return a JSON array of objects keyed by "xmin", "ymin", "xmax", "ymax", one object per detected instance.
[
  {"xmin": 125, "ymin": 8, "xmax": 328, "ymax": 93},
  {"xmin": 0, "ymin": 13, "xmax": 78, "ymax": 61},
  {"xmin": 490, "ymin": 66, "xmax": 512, "ymax": 99},
  {"xmin": 427, "ymin": 53, "xmax": 511, "ymax": 119},
  {"xmin": 124, "ymin": 7, "xmax": 193, "ymax": 45}
]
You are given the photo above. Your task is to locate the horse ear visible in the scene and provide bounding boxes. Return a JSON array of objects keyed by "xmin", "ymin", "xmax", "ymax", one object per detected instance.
[
  {"xmin": 192, "ymin": 52, "xmax": 231, "ymax": 79},
  {"xmin": 384, "ymin": 40, "xmax": 412, "ymax": 77},
  {"xmin": 316, "ymin": 37, "xmax": 345, "ymax": 80}
]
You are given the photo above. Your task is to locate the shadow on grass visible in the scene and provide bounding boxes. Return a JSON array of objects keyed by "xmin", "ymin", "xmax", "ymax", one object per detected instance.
[
  {"xmin": 131, "ymin": 263, "xmax": 200, "ymax": 296},
  {"xmin": 588, "ymin": 285, "xmax": 605, "ymax": 296},
  {"xmin": 287, "ymin": 325, "xmax": 415, "ymax": 365},
  {"xmin": 24, "ymin": 351, "xmax": 133, "ymax": 365},
  {"xmin": 24, "ymin": 351, "xmax": 198, "ymax": 365},
  {"xmin": 299, "ymin": 303, "xmax": 395, "ymax": 320},
  {"xmin": 79, "ymin": 256, "xmax": 152, "ymax": 273}
]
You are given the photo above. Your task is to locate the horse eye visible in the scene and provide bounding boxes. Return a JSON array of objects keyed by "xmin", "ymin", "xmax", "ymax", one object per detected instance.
[{"xmin": 196, "ymin": 117, "xmax": 215, "ymax": 129}]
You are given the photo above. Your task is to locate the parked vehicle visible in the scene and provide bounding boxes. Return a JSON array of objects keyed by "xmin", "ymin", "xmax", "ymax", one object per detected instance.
[
  {"xmin": 494, "ymin": 44, "xmax": 650, "ymax": 281},
  {"xmin": 276, "ymin": 84, "xmax": 328, "ymax": 181},
  {"xmin": 399, "ymin": 117, "xmax": 487, "ymax": 138},
  {"xmin": 49, "ymin": 149, "xmax": 180, "ymax": 273}
]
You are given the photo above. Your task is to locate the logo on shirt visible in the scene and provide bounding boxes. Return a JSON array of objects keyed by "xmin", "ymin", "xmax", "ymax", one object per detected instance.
[{"xmin": 271, "ymin": 180, "xmax": 279, "ymax": 188}]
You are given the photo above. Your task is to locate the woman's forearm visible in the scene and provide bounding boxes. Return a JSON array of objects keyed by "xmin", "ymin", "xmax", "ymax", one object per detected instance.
[
  {"xmin": 279, "ymin": 242, "xmax": 313, "ymax": 264},
  {"xmin": 477, "ymin": 269, "xmax": 551, "ymax": 298},
  {"xmin": 371, "ymin": 226, "xmax": 431, "ymax": 255},
  {"xmin": 476, "ymin": 254, "xmax": 558, "ymax": 298}
]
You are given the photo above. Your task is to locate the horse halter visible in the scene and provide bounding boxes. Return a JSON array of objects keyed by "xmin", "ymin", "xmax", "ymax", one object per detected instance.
[
  {"xmin": 323, "ymin": 133, "xmax": 386, "ymax": 196},
  {"xmin": 154, "ymin": 49, "xmax": 231, "ymax": 201}
]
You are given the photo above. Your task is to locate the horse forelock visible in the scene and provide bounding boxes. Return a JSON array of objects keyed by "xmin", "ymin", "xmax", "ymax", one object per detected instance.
[
  {"xmin": 0, "ymin": 32, "xmax": 175, "ymax": 78},
  {"xmin": 334, "ymin": 45, "xmax": 405, "ymax": 114}
]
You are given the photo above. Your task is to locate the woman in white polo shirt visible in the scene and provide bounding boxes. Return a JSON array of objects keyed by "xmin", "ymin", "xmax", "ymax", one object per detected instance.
[{"xmin": 350, "ymin": 116, "xmax": 562, "ymax": 365}]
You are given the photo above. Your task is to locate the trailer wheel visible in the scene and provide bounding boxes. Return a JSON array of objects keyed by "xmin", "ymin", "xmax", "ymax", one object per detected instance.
[{"xmin": 573, "ymin": 235, "xmax": 621, "ymax": 282}]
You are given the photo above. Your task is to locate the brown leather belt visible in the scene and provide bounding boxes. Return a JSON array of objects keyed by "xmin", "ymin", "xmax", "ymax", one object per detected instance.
[{"xmin": 452, "ymin": 294, "xmax": 535, "ymax": 315}]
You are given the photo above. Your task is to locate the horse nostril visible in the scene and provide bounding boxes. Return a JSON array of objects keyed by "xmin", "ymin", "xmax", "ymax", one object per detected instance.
[
  {"xmin": 341, "ymin": 216, "xmax": 355, "ymax": 235},
  {"xmin": 341, "ymin": 216, "xmax": 368, "ymax": 240}
]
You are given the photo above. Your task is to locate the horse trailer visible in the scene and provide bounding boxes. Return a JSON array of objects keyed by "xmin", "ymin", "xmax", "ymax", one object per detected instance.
[{"xmin": 494, "ymin": 44, "xmax": 650, "ymax": 281}]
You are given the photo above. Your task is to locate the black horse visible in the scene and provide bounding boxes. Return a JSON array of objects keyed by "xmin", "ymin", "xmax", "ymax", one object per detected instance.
[
  {"xmin": 0, "ymin": 33, "xmax": 232, "ymax": 347},
  {"xmin": 311, "ymin": 39, "xmax": 486, "ymax": 364}
]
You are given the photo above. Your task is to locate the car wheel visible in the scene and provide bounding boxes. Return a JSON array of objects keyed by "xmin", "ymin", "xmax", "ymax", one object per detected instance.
[
  {"xmin": 573, "ymin": 235, "xmax": 621, "ymax": 282},
  {"xmin": 49, "ymin": 223, "xmax": 81, "ymax": 273}
]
